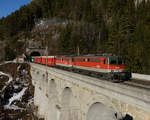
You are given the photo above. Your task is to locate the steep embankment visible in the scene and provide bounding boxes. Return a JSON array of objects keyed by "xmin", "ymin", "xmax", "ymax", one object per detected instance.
[{"xmin": 0, "ymin": 62, "xmax": 35, "ymax": 120}]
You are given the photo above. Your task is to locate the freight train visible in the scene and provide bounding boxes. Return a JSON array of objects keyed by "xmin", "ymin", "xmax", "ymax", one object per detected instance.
[{"xmin": 31, "ymin": 54, "xmax": 132, "ymax": 82}]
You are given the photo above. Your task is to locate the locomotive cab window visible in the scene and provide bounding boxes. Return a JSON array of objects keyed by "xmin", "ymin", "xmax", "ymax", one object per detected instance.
[
  {"xmin": 118, "ymin": 57, "xmax": 123, "ymax": 65},
  {"xmin": 110, "ymin": 59, "xmax": 117, "ymax": 65},
  {"xmin": 109, "ymin": 57, "xmax": 123, "ymax": 65}
]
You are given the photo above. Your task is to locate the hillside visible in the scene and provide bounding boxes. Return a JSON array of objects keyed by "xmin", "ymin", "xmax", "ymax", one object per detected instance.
[{"xmin": 0, "ymin": 0, "xmax": 150, "ymax": 74}]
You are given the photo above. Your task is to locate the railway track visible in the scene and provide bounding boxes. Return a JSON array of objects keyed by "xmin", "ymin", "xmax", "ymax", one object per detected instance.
[{"xmin": 123, "ymin": 79, "xmax": 150, "ymax": 90}]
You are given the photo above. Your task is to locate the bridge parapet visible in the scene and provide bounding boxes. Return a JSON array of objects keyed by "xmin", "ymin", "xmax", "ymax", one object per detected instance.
[{"xmin": 31, "ymin": 63, "xmax": 150, "ymax": 120}]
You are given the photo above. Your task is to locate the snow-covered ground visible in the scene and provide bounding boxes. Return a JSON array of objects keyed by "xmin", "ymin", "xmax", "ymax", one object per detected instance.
[{"xmin": 132, "ymin": 73, "xmax": 150, "ymax": 81}]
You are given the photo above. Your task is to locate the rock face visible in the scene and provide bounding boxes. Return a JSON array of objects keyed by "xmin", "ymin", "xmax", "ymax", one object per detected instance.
[{"xmin": 0, "ymin": 62, "xmax": 35, "ymax": 120}]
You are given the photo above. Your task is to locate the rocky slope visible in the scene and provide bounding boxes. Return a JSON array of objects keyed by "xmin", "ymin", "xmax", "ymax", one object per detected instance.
[{"xmin": 0, "ymin": 62, "xmax": 35, "ymax": 120}]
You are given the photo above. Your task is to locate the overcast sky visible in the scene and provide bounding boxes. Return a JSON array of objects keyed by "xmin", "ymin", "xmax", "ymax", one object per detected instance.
[{"xmin": 0, "ymin": 0, "xmax": 30, "ymax": 19}]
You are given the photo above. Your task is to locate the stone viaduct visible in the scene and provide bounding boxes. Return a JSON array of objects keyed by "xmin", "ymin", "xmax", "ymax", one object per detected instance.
[{"xmin": 31, "ymin": 63, "xmax": 150, "ymax": 120}]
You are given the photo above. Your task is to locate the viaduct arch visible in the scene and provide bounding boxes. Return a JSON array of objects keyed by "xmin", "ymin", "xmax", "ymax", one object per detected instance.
[{"xmin": 87, "ymin": 102, "xmax": 116, "ymax": 120}]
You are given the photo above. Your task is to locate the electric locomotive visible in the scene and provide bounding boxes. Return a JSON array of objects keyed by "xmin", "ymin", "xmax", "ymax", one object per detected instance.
[{"xmin": 55, "ymin": 54, "xmax": 131, "ymax": 81}]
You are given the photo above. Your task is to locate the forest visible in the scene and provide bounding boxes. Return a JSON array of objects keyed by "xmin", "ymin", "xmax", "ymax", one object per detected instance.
[{"xmin": 0, "ymin": 0, "xmax": 150, "ymax": 74}]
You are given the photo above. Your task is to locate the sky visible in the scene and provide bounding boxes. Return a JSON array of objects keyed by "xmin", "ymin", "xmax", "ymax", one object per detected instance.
[{"xmin": 0, "ymin": 0, "xmax": 30, "ymax": 19}]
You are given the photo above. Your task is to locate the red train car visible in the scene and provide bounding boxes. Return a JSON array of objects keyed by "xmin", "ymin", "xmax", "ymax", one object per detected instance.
[
  {"xmin": 41, "ymin": 56, "xmax": 47, "ymax": 65},
  {"xmin": 33, "ymin": 56, "xmax": 42, "ymax": 64},
  {"xmin": 34, "ymin": 56, "xmax": 55, "ymax": 66},
  {"xmin": 56, "ymin": 56, "xmax": 74, "ymax": 67},
  {"xmin": 47, "ymin": 56, "xmax": 56, "ymax": 66}
]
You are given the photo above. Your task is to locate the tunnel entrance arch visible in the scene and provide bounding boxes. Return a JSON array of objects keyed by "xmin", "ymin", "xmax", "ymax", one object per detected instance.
[
  {"xmin": 86, "ymin": 102, "xmax": 116, "ymax": 120},
  {"xmin": 29, "ymin": 51, "xmax": 41, "ymax": 61},
  {"xmin": 30, "ymin": 51, "xmax": 41, "ymax": 57}
]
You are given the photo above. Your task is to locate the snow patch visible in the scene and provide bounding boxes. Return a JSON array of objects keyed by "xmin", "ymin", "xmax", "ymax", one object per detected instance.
[
  {"xmin": 27, "ymin": 97, "xmax": 34, "ymax": 106},
  {"xmin": 4, "ymin": 87, "xmax": 27, "ymax": 109},
  {"xmin": 0, "ymin": 71, "xmax": 9, "ymax": 76},
  {"xmin": 0, "ymin": 71, "xmax": 13, "ymax": 91},
  {"xmin": 16, "ymin": 77, "xmax": 20, "ymax": 81},
  {"xmin": 0, "ymin": 72, "xmax": 13, "ymax": 84},
  {"xmin": 6, "ymin": 76, "xmax": 13, "ymax": 84},
  {"xmin": 13, "ymin": 85, "xmax": 19, "ymax": 89},
  {"xmin": 22, "ymin": 69, "xmax": 28, "ymax": 74},
  {"xmin": 17, "ymin": 65, "xmax": 21, "ymax": 71},
  {"xmin": 0, "ymin": 61, "xmax": 16, "ymax": 66},
  {"xmin": 13, "ymin": 58, "xmax": 17, "ymax": 62},
  {"xmin": 132, "ymin": 73, "xmax": 150, "ymax": 81},
  {"xmin": 5, "ymin": 105, "xmax": 24, "ymax": 110}
]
